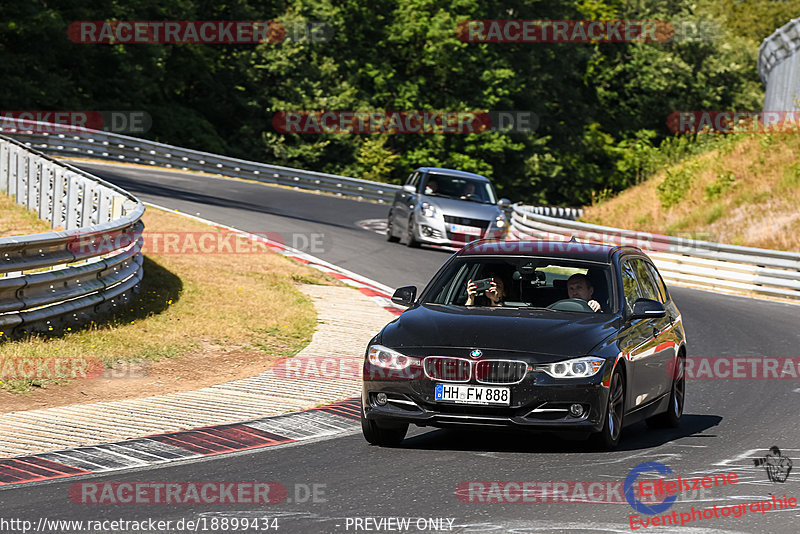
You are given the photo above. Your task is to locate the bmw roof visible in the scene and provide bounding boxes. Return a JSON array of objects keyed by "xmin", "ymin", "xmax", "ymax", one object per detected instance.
[{"xmin": 459, "ymin": 239, "xmax": 644, "ymax": 263}]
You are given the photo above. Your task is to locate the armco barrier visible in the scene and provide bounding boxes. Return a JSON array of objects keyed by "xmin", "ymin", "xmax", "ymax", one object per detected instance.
[
  {"xmin": 4, "ymin": 120, "xmax": 401, "ymax": 203},
  {"xmin": 758, "ymin": 17, "xmax": 800, "ymax": 112},
  {"xmin": 509, "ymin": 205, "xmax": 800, "ymax": 301},
  {"xmin": 515, "ymin": 205, "xmax": 582, "ymax": 220},
  {"xmin": 4, "ymin": 121, "xmax": 591, "ymax": 219},
  {"xmin": 0, "ymin": 134, "xmax": 144, "ymax": 336}
]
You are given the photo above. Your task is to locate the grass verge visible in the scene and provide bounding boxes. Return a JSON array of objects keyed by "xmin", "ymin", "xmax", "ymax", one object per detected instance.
[
  {"xmin": 582, "ymin": 133, "xmax": 800, "ymax": 251},
  {"xmin": 1, "ymin": 205, "xmax": 338, "ymax": 395},
  {"xmin": 0, "ymin": 193, "xmax": 52, "ymax": 237}
]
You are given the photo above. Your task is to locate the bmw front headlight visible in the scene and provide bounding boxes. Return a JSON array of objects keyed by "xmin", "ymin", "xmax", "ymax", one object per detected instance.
[
  {"xmin": 534, "ymin": 356, "xmax": 605, "ymax": 378},
  {"xmin": 367, "ymin": 345, "xmax": 421, "ymax": 370}
]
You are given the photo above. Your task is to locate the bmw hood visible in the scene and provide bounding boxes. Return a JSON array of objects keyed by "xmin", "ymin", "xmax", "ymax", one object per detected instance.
[{"xmin": 380, "ymin": 304, "xmax": 619, "ymax": 360}]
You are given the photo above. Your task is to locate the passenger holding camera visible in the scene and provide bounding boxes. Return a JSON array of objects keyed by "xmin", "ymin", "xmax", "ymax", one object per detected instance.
[{"xmin": 466, "ymin": 276, "xmax": 506, "ymax": 306}]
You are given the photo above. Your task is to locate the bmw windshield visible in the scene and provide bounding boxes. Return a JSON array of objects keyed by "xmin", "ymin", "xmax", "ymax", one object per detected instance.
[{"xmin": 423, "ymin": 256, "xmax": 616, "ymax": 313}]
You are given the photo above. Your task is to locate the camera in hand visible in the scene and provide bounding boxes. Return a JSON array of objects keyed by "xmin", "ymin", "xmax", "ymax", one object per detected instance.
[{"xmin": 473, "ymin": 278, "xmax": 493, "ymax": 296}]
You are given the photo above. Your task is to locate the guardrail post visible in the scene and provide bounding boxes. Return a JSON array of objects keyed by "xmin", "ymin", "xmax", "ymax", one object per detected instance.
[
  {"xmin": 52, "ymin": 167, "xmax": 66, "ymax": 229},
  {"xmin": 111, "ymin": 196, "xmax": 124, "ymax": 220},
  {"xmin": 0, "ymin": 143, "xmax": 7, "ymax": 193},
  {"xmin": 12, "ymin": 146, "xmax": 22, "ymax": 202},
  {"xmin": 81, "ymin": 180, "xmax": 94, "ymax": 227},
  {"xmin": 39, "ymin": 161, "xmax": 53, "ymax": 223},
  {"xmin": 98, "ymin": 189, "xmax": 111, "ymax": 224},
  {"xmin": 29, "ymin": 156, "xmax": 40, "ymax": 214},
  {"xmin": 66, "ymin": 173, "xmax": 80, "ymax": 230}
]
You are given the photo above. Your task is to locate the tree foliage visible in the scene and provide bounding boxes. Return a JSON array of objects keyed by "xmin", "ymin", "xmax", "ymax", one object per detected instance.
[{"xmin": 0, "ymin": 0, "xmax": 780, "ymax": 205}]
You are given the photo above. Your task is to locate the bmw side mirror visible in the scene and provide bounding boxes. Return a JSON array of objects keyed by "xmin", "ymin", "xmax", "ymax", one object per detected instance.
[
  {"xmin": 391, "ymin": 286, "xmax": 417, "ymax": 307},
  {"xmin": 497, "ymin": 198, "xmax": 511, "ymax": 209},
  {"xmin": 630, "ymin": 298, "xmax": 666, "ymax": 319},
  {"xmin": 402, "ymin": 184, "xmax": 416, "ymax": 194}
]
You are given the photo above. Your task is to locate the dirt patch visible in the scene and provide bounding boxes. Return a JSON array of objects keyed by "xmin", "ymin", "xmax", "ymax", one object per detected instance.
[{"xmin": 0, "ymin": 347, "xmax": 284, "ymax": 414}]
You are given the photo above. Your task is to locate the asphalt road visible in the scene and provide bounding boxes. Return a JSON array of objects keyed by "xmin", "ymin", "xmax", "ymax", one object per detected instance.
[{"xmin": 1, "ymin": 161, "xmax": 799, "ymax": 533}]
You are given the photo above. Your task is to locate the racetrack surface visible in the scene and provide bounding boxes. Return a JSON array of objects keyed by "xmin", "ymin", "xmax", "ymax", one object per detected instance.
[{"xmin": 2, "ymin": 160, "xmax": 798, "ymax": 533}]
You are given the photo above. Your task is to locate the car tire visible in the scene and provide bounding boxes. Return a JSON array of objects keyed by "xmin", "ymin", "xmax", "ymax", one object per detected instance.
[
  {"xmin": 386, "ymin": 212, "xmax": 400, "ymax": 242},
  {"xmin": 646, "ymin": 355, "xmax": 685, "ymax": 429},
  {"xmin": 593, "ymin": 369, "xmax": 625, "ymax": 450},
  {"xmin": 406, "ymin": 215, "xmax": 420, "ymax": 248},
  {"xmin": 361, "ymin": 412, "xmax": 408, "ymax": 447}
]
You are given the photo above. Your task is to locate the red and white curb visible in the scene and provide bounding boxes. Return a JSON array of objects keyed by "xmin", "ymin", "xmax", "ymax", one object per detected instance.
[
  {"xmin": 0, "ymin": 399, "xmax": 360, "ymax": 488},
  {"xmin": 0, "ymin": 205, "xmax": 400, "ymax": 482}
]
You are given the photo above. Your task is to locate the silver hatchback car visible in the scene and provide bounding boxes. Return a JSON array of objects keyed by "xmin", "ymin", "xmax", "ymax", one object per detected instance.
[{"xmin": 386, "ymin": 167, "xmax": 510, "ymax": 248}]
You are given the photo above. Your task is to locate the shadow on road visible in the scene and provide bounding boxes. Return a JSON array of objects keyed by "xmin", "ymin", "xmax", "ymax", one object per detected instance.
[{"xmin": 398, "ymin": 414, "xmax": 722, "ymax": 453}]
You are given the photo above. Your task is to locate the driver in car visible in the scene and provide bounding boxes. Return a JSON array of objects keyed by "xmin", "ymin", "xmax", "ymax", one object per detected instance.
[
  {"xmin": 466, "ymin": 276, "xmax": 505, "ymax": 307},
  {"xmin": 460, "ymin": 182, "xmax": 476, "ymax": 199},
  {"xmin": 567, "ymin": 273, "xmax": 601, "ymax": 312}
]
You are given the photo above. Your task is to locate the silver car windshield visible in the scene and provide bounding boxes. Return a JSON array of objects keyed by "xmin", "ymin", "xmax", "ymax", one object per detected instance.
[{"xmin": 423, "ymin": 173, "xmax": 497, "ymax": 204}]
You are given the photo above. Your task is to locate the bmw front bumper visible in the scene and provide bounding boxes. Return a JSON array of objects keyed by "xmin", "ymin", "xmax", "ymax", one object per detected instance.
[{"xmin": 362, "ymin": 362, "xmax": 610, "ymax": 433}]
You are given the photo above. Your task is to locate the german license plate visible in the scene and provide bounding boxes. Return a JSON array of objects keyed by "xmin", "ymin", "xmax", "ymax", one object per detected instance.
[
  {"xmin": 448, "ymin": 224, "xmax": 483, "ymax": 236},
  {"xmin": 435, "ymin": 384, "xmax": 510, "ymax": 405}
]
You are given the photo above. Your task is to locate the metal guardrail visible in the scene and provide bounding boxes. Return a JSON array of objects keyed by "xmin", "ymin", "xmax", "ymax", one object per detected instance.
[
  {"xmin": 516, "ymin": 205, "xmax": 583, "ymax": 220},
  {"xmin": 4, "ymin": 121, "xmax": 401, "ymax": 203},
  {"xmin": 5, "ymin": 121, "xmax": 592, "ymax": 220},
  {"xmin": 0, "ymin": 134, "xmax": 144, "ymax": 337},
  {"xmin": 758, "ymin": 17, "xmax": 800, "ymax": 111},
  {"xmin": 509, "ymin": 205, "xmax": 800, "ymax": 301}
]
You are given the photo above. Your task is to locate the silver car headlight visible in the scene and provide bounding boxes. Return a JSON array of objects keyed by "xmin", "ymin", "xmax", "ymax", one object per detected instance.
[
  {"xmin": 420, "ymin": 202, "xmax": 436, "ymax": 218},
  {"xmin": 368, "ymin": 345, "xmax": 421, "ymax": 370},
  {"xmin": 494, "ymin": 212, "xmax": 506, "ymax": 228},
  {"xmin": 534, "ymin": 356, "xmax": 605, "ymax": 378}
]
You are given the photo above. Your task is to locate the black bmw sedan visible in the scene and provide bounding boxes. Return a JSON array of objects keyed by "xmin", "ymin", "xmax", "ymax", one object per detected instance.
[{"xmin": 361, "ymin": 240, "xmax": 686, "ymax": 449}]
